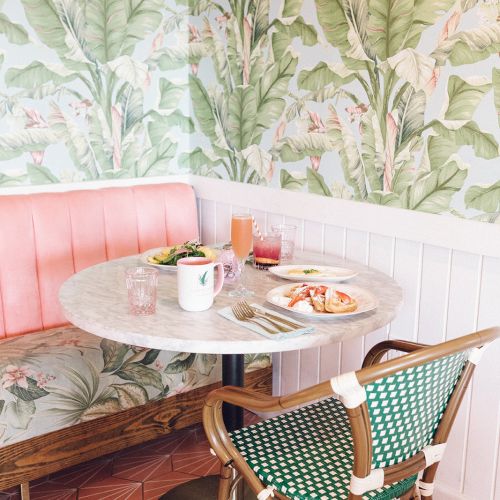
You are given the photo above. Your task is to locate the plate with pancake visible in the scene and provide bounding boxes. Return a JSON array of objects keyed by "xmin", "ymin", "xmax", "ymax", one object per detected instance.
[
  {"xmin": 266, "ymin": 282, "xmax": 377, "ymax": 319},
  {"xmin": 269, "ymin": 264, "xmax": 358, "ymax": 282}
]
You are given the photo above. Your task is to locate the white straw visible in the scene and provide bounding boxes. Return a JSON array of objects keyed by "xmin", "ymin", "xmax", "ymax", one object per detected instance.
[{"xmin": 252, "ymin": 216, "xmax": 264, "ymax": 241}]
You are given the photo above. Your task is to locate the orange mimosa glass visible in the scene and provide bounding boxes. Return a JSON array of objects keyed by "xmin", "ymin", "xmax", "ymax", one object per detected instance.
[
  {"xmin": 229, "ymin": 214, "xmax": 254, "ymax": 297},
  {"xmin": 231, "ymin": 215, "xmax": 253, "ymax": 259}
]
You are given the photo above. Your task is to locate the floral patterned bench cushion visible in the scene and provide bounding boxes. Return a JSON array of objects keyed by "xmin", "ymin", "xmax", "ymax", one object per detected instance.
[{"xmin": 0, "ymin": 326, "xmax": 270, "ymax": 447}]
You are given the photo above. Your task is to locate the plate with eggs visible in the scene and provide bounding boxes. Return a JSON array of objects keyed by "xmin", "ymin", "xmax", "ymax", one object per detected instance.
[{"xmin": 269, "ymin": 264, "xmax": 358, "ymax": 282}]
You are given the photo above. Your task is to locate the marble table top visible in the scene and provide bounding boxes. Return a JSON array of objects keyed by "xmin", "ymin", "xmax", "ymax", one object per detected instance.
[{"xmin": 59, "ymin": 251, "xmax": 402, "ymax": 354}]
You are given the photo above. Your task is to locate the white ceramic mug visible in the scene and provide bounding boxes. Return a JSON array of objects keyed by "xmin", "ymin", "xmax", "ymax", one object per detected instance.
[{"xmin": 177, "ymin": 257, "xmax": 224, "ymax": 311}]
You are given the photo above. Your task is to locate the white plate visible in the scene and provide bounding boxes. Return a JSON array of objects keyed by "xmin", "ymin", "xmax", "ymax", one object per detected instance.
[
  {"xmin": 141, "ymin": 245, "xmax": 222, "ymax": 271},
  {"xmin": 266, "ymin": 283, "xmax": 378, "ymax": 319},
  {"xmin": 140, "ymin": 247, "xmax": 179, "ymax": 271},
  {"xmin": 269, "ymin": 264, "xmax": 358, "ymax": 282}
]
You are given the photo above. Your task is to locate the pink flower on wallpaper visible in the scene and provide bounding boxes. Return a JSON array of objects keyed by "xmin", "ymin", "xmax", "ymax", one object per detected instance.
[
  {"xmin": 24, "ymin": 108, "xmax": 47, "ymax": 128},
  {"xmin": 424, "ymin": 66, "xmax": 441, "ymax": 95},
  {"xmin": 216, "ymin": 13, "xmax": 230, "ymax": 30},
  {"xmin": 189, "ymin": 24, "xmax": 201, "ymax": 75},
  {"xmin": 30, "ymin": 151, "xmax": 44, "ymax": 165},
  {"xmin": 346, "ymin": 103, "xmax": 368, "ymax": 123},
  {"xmin": 188, "ymin": 24, "xmax": 201, "ymax": 42},
  {"xmin": 310, "ymin": 155, "xmax": 321, "ymax": 171},
  {"xmin": 274, "ymin": 120, "xmax": 286, "ymax": 144},
  {"xmin": 1, "ymin": 365, "xmax": 32, "ymax": 389},
  {"xmin": 439, "ymin": 10, "xmax": 461, "ymax": 44},
  {"xmin": 150, "ymin": 32, "xmax": 164, "ymax": 55},
  {"xmin": 265, "ymin": 161, "xmax": 275, "ymax": 183},
  {"xmin": 308, "ymin": 111, "xmax": 326, "ymax": 133},
  {"xmin": 70, "ymin": 99, "xmax": 92, "ymax": 116}
]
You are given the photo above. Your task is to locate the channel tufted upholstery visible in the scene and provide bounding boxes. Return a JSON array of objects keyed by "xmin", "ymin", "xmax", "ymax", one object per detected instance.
[
  {"xmin": 0, "ymin": 182, "xmax": 272, "ymax": 491},
  {"xmin": 0, "ymin": 183, "xmax": 198, "ymax": 337}
]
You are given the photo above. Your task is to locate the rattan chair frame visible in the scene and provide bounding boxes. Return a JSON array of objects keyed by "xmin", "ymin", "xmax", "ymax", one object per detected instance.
[{"xmin": 203, "ymin": 327, "xmax": 499, "ymax": 500}]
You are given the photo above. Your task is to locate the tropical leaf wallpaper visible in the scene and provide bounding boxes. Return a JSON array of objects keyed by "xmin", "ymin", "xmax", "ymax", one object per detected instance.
[{"xmin": 0, "ymin": 0, "xmax": 499, "ymax": 222}]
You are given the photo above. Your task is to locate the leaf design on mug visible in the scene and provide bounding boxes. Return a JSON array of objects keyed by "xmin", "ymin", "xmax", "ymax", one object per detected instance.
[{"xmin": 199, "ymin": 271, "xmax": 208, "ymax": 286}]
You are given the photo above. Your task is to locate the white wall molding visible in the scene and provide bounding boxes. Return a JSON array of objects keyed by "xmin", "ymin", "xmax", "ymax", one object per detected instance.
[
  {"xmin": 196, "ymin": 181, "xmax": 500, "ymax": 500},
  {"xmin": 190, "ymin": 175, "xmax": 500, "ymax": 259}
]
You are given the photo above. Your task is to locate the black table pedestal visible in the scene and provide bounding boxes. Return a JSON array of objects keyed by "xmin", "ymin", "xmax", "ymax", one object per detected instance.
[
  {"xmin": 222, "ymin": 353, "xmax": 244, "ymax": 431},
  {"xmin": 160, "ymin": 353, "xmax": 247, "ymax": 499}
]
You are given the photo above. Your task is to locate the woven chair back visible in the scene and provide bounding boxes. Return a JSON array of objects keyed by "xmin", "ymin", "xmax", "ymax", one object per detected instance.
[{"xmin": 363, "ymin": 351, "xmax": 469, "ymax": 469}]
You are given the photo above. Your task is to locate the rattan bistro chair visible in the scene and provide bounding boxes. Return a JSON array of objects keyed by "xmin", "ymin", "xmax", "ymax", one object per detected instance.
[{"xmin": 203, "ymin": 327, "xmax": 500, "ymax": 500}]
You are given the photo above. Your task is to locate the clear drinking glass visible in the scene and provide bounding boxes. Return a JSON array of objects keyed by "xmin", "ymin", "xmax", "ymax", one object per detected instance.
[
  {"xmin": 271, "ymin": 224, "xmax": 297, "ymax": 262},
  {"xmin": 229, "ymin": 214, "xmax": 254, "ymax": 297},
  {"xmin": 125, "ymin": 267, "xmax": 159, "ymax": 315},
  {"xmin": 253, "ymin": 234, "xmax": 281, "ymax": 270}
]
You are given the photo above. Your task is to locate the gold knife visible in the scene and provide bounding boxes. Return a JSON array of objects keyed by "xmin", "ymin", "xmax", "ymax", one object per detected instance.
[{"xmin": 251, "ymin": 307, "xmax": 304, "ymax": 330}]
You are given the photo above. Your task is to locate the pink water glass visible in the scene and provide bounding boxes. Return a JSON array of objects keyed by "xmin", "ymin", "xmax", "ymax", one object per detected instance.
[
  {"xmin": 253, "ymin": 234, "xmax": 281, "ymax": 270},
  {"xmin": 125, "ymin": 267, "xmax": 159, "ymax": 315}
]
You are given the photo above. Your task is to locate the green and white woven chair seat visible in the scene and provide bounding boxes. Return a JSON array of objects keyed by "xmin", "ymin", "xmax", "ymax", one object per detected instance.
[{"xmin": 230, "ymin": 398, "xmax": 417, "ymax": 500}]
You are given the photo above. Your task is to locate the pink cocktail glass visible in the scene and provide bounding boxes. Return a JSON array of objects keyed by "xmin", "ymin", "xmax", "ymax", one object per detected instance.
[{"xmin": 253, "ymin": 234, "xmax": 281, "ymax": 270}]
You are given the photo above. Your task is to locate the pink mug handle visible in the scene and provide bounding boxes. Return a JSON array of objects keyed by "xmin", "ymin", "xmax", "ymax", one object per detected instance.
[{"xmin": 213, "ymin": 262, "xmax": 224, "ymax": 297}]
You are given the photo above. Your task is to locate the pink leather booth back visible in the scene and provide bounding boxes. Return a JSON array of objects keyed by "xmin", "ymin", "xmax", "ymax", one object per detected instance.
[{"xmin": 0, "ymin": 183, "xmax": 199, "ymax": 338}]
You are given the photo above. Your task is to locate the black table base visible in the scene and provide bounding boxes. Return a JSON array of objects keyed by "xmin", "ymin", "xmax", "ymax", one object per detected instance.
[
  {"xmin": 222, "ymin": 353, "xmax": 244, "ymax": 431},
  {"xmin": 161, "ymin": 353, "xmax": 246, "ymax": 499}
]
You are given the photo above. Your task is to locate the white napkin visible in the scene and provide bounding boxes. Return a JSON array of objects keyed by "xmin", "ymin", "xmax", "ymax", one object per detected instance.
[{"xmin": 218, "ymin": 303, "xmax": 315, "ymax": 339}]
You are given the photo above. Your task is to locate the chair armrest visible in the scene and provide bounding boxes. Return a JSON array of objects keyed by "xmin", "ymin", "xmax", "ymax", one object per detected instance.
[
  {"xmin": 205, "ymin": 386, "xmax": 283, "ymax": 413},
  {"xmin": 363, "ymin": 340, "xmax": 428, "ymax": 368},
  {"xmin": 205, "ymin": 379, "xmax": 333, "ymax": 413}
]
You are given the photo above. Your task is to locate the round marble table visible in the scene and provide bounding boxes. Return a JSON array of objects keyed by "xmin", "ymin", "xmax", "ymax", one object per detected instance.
[
  {"xmin": 60, "ymin": 251, "xmax": 402, "ymax": 499},
  {"xmin": 59, "ymin": 251, "xmax": 402, "ymax": 354},
  {"xmin": 59, "ymin": 250, "xmax": 402, "ymax": 430}
]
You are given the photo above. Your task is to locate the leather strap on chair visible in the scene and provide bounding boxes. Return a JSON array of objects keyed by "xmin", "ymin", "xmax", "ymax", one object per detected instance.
[
  {"xmin": 330, "ymin": 371, "xmax": 366, "ymax": 408},
  {"xmin": 257, "ymin": 485, "xmax": 276, "ymax": 499},
  {"xmin": 350, "ymin": 469, "xmax": 384, "ymax": 495},
  {"xmin": 422, "ymin": 443, "xmax": 447, "ymax": 466},
  {"xmin": 468, "ymin": 346, "xmax": 488, "ymax": 365},
  {"xmin": 417, "ymin": 479, "xmax": 435, "ymax": 497}
]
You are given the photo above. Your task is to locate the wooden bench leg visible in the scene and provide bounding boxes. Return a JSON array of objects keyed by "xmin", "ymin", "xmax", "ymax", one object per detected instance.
[{"xmin": 20, "ymin": 482, "xmax": 30, "ymax": 500}]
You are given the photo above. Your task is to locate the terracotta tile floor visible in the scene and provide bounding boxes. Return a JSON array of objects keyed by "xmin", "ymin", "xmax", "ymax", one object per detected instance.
[{"xmin": 0, "ymin": 412, "xmax": 261, "ymax": 500}]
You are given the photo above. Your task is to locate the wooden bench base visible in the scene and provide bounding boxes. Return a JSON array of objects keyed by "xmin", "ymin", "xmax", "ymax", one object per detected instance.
[{"xmin": 0, "ymin": 366, "xmax": 272, "ymax": 491}]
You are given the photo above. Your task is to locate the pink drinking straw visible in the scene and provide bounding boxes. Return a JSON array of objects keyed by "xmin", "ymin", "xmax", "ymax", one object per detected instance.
[{"xmin": 252, "ymin": 216, "xmax": 264, "ymax": 241}]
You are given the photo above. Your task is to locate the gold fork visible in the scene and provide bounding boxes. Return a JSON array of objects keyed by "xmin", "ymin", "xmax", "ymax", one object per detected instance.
[
  {"xmin": 239, "ymin": 300, "xmax": 303, "ymax": 330},
  {"xmin": 231, "ymin": 303, "xmax": 285, "ymax": 334},
  {"xmin": 234, "ymin": 302, "xmax": 293, "ymax": 332}
]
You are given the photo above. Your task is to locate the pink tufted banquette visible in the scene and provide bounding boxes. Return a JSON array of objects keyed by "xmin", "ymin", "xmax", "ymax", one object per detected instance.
[
  {"xmin": 0, "ymin": 182, "xmax": 273, "ymax": 497},
  {"xmin": 0, "ymin": 183, "xmax": 199, "ymax": 337}
]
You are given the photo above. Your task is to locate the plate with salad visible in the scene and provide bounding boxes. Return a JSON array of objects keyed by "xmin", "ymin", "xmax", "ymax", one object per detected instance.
[
  {"xmin": 269, "ymin": 264, "xmax": 358, "ymax": 282},
  {"xmin": 141, "ymin": 241, "xmax": 219, "ymax": 271}
]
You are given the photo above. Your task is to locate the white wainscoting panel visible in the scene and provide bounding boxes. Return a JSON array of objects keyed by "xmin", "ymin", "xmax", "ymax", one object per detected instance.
[{"xmin": 193, "ymin": 177, "xmax": 500, "ymax": 500}]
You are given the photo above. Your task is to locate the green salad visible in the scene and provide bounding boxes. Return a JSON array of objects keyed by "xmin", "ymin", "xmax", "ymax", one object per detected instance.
[{"xmin": 147, "ymin": 241, "xmax": 217, "ymax": 266}]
